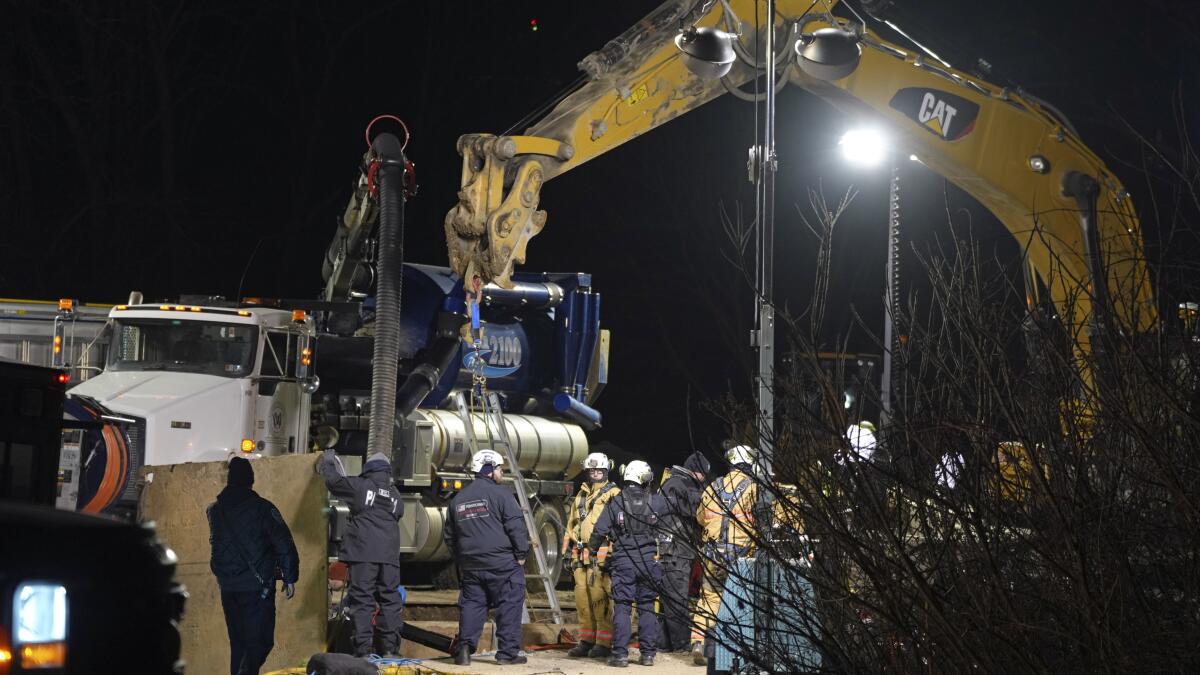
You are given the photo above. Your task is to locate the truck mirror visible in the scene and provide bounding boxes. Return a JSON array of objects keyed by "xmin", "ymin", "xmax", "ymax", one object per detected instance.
[
  {"xmin": 301, "ymin": 374, "xmax": 320, "ymax": 395},
  {"xmin": 313, "ymin": 424, "xmax": 339, "ymax": 449}
]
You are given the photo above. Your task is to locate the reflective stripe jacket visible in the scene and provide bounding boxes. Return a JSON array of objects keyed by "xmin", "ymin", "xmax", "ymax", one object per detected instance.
[
  {"xmin": 588, "ymin": 484, "xmax": 667, "ymax": 566},
  {"xmin": 442, "ymin": 473, "xmax": 529, "ymax": 571},
  {"xmin": 566, "ymin": 480, "xmax": 620, "ymax": 546},
  {"xmin": 697, "ymin": 468, "xmax": 758, "ymax": 550},
  {"xmin": 319, "ymin": 455, "xmax": 404, "ymax": 564}
]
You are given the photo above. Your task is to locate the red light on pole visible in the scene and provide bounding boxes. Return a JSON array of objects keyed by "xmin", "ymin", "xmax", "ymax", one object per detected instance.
[{"xmin": 530, "ymin": 18, "xmax": 538, "ymax": 32}]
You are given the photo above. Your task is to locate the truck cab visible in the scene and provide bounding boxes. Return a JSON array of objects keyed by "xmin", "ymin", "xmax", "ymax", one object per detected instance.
[{"xmin": 68, "ymin": 304, "xmax": 316, "ymax": 470}]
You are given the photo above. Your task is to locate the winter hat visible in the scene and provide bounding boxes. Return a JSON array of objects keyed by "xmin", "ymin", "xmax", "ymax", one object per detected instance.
[
  {"xmin": 364, "ymin": 452, "xmax": 391, "ymax": 472},
  {"xmin": 228, "ymin": 456, "xmax": 254, "ymax": 487},
  {"xmin": 683, "ymin": 451, "xmax": 711, "ymax": 477}
]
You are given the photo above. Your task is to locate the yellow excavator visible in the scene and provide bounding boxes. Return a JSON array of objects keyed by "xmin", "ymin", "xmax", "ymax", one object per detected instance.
[{"xmin": 437, "ymin": 0, "xmax": 1155, "ymax": 390}]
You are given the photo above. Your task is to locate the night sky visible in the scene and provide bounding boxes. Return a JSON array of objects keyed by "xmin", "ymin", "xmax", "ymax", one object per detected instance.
[{"xmin": 2, "ymin": 0, "xmax": 1197, "ymax": 466}]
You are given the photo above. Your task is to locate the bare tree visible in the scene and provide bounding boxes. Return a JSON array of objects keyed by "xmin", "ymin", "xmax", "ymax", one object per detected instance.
[{"xmin": 662, "ymin": 100, "xmax": 1200, "ymax": 673}]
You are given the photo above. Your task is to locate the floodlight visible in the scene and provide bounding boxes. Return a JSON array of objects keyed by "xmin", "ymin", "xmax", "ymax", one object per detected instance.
[
  {"xmin": 796, "ymin": 27, "xmax": 862, "ymax": 81},
  {"xmin": 840, "ymin": 128, "xmax": 889, "ymax": 167},
  {"xmin": 674, "ymin": 26, "xmax": 735, "ymax": 80}
]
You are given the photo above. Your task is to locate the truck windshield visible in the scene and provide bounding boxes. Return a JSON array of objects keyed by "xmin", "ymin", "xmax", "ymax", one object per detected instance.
[{"xmin": 106, "ymin": 318, "xmax": 257, "ymax": 378}]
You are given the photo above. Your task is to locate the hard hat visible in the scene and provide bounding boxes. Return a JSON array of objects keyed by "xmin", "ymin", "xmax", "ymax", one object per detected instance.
[
  {"xmin": 470, "ymin": 449, "xmax": 505, "ymax": 473},
  {"xmin": 725, "ymin": 444, "xmax": 756, "ymax": 466},
  {"xmin": 581, "ymin": 452, "xmax": 613, "ymax": 470},
  {"xmin": 623, "ymin": 460, "xmax": 653, "ymax": 485},
  {"xmin": 841, "ymin": 424, "xmax": 877, "ymax": 464},
  {"xmin": 936, "ymin": 452, "xmax": 962, "ymax": 489},
  {"xmin": 857, "ymin": 420, "xmax": 877, "ymax": 433}
]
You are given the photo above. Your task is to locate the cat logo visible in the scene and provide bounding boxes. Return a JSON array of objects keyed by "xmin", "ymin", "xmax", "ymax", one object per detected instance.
[{"xmin": 889, "ymin": 87, "xmax": 980, "ymax": 141}]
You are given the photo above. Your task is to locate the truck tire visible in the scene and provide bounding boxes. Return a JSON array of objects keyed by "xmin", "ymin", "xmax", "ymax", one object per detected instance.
[
  {"xmin": 526, "ymin": 504, "xmax": 565, "ymax": 590},
  {"xmin": 428, "ymin": 504, "xmax": 566, "ymax": 590}
]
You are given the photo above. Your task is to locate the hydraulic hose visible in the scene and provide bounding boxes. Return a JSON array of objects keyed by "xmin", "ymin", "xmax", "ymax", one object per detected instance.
[
  {"xmin": 1062, "ymin": 171, "xmax": 1109, "ymax": 333},
  {"xmin": 1063, "ymin": 170, "xmax": 1114, "ymax": 393},
  {"xmin": 396, "ymin": 335, "xmax": 460, "ymax": 418},
  {"xmin": 367, "ymin": 133, "xmax": 406, "ymax": 459}
]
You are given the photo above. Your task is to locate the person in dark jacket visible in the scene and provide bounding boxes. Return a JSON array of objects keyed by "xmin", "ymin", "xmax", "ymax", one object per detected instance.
[
  {"xmin": 657, "ymin": 450, "xmax": 710, "ymax": 653},
  {"xmin": 442, "ymin": 449, "xmax": 529, "ymax": 666},
  {"xmin": 319, "ymin": 449, "xmax": 404, "ymax": 657},
  {"xmin": 588, "ymin": 460, "xmax": 667, "ymax": 667},
  {"xmin": 208, "ymin": 456, "xmax": 299, "ymax": 675}
]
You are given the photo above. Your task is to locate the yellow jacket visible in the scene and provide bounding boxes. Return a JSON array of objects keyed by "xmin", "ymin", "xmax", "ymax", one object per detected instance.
[
  {"xmin": 565, "ymin": 480, "xmax": 620, "ymax": 549},
  {"xmin": 697, "ymin": 468, "xmax": 759, "ymax": 551}
]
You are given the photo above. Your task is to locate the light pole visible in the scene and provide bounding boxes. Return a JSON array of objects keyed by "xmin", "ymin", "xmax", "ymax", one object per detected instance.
[
  {"xmin": 839, "ymin": 129, "xmax": 901, "ymax": 428},
  {"xmin": 675, "ymin": 2, "xmax": 867, "ymax": 473},
  {"xmin": 879, "ymin": 158, "xmax": 901, "ymax": 428},
  {"xmin": 755, "ymin": 0, "xmax": 778, "ymax": 473},
  {"xmin": 675, "ymin": 9, "xmax": 868, "ymax": 671}
]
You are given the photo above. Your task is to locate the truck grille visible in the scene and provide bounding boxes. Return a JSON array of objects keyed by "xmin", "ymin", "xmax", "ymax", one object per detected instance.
[{"xmin": 121, "ymin": 417, "xmax": 146, "ymax": 502}]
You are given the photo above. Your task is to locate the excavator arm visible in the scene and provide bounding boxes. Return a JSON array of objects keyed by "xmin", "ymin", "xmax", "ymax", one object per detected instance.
[{"xmin": 444, "ymin": 0, "xmax": 1155, "ymax": 360}]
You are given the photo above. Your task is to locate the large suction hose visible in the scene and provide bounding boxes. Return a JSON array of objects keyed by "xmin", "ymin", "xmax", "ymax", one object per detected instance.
[
  {"xmin": 367, "ymin": 133, "xmax": 406, "ymax": 458},
  {"xmin": 396, "ymin": 335, "xmax": 460, "ymax": 418}
]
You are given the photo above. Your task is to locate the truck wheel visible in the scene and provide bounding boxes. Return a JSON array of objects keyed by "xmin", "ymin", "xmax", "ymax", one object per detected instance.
[{"xmin": 527, "ymin": 504, "xmax": 565, "ymax": 590}]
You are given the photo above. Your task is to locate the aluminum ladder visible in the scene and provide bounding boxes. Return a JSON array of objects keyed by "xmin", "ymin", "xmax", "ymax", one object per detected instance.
[{"xmin": 452, "ymin": 390, "xmax": 563, "ymax": 625}]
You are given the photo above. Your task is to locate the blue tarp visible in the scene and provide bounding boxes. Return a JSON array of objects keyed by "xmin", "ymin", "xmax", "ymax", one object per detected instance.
[{"xmin": 713, "ymin": 557, "xmax": 822, "ymax": 673}]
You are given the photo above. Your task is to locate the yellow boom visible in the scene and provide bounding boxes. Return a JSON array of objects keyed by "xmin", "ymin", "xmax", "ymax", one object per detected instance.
[{"xmin": 443, "ymin": 0, "xmax": 1155, "ymax": 368}]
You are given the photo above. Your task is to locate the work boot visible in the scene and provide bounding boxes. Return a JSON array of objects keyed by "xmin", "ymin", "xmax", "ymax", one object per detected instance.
[
  {"xmin": 453, "ymin": 643, "xmax": 471, "ymax": 666},
  {"xmin": 607, "ymin": 655, "xmax": 629, "ymax": 668},
  {"xmin": 691, "ymin": 641, "xmax": 707, "ymax": 666},
  {"xmin": 589, "ymin": 644, "xmax": 613, "ymax": 659},
  {"xmin": 496, "ymin": 655, "xmax": 528, "ymax": 665},
  {"xmin": 568, "ymin": 640, "xmax": 595, "ymax": 657},
  {"xmin": 639, "ymin": 653, "xmax": 655, "ymax": 666}
]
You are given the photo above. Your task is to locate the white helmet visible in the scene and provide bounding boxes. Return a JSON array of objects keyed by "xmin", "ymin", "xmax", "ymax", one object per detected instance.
[
  {"xmin": 841, "ymin": 424, "xmax": 877, "ymax": 465},
  {"xmin": 470, "ymin": 449, "xmax": 505, "ymax": 473},
  {"xmin": 623, "ymin": 460, "xmax": 653, "ymax": 485},
  {"xmin": 725, "ymin": 444, "xmax": 756, "ymax": 466},
  {"xmin": 581, "ymin": 452, "xmax": 613, "ymax": 471}
]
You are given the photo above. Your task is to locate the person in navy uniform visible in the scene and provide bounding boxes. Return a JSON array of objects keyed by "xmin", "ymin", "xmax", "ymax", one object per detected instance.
[
  {"xmin": 319, "ymin": 450, "xmax": 404, "ymax": 657},
  {"xmin": 208, "ymin": 456, "xmax": 299, "ymax": 675},
  {"xmin": 656, "ymin": 451, "xmax": 710, "ymax": 653},
  {"xmin": 443, "ymin": 449, "xmax": 530, "ymax": 666},
  {"xmin": 588, "ymin": 460, "xmax": 667, "ymax": 667}
]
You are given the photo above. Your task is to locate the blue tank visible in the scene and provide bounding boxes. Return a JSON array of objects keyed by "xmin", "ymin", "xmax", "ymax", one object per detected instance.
[{"xmin": 315, "ymin": 263, "xmax": 605, "ymax": 427}]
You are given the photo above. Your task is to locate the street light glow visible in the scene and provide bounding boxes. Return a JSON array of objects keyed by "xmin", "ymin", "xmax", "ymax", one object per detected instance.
[{"xmin": 839, "ymin": 128, "xmax": 888, "ymax": 167}]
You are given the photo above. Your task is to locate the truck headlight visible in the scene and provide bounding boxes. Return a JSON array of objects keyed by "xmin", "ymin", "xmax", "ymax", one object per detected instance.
[{"xmin": 13, "ymin": 583, "xmax": 68, "ymax": 669}]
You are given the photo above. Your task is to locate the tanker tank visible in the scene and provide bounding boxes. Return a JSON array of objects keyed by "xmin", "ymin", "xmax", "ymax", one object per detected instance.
[{"xmin": 314, "ymin": 262, "xmax": 606, "ymax": 584}]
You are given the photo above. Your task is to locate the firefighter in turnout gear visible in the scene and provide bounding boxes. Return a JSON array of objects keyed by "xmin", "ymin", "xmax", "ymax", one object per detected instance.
[
  {"xmin": 691, "ymin": 445, "xmax": 760, "ymax": 666},
  {"xmin": 563, "ymin": 451, "xmax": 621, "ymax": 658},
  {"xmin": 588, "ymin": 460, "xmax": 666, "ymax": 668},
  {"xmin": 319, "ymin": 450, "xmax": 405, "ymax": 657},
  {"xmin": 443, "ymin": 449, "xmax": 530, "ymax": 666}
]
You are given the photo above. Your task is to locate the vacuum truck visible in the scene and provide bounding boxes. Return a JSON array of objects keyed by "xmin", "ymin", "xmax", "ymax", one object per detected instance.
[
  {"xmin": 48, "ymin": 258, "xmax": 606, "ymax": 585},
  {"xmin": 4, "ymin": 129, "xmax": 605, "ymax": 587}
]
